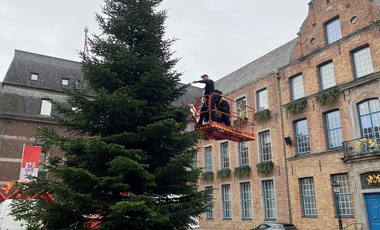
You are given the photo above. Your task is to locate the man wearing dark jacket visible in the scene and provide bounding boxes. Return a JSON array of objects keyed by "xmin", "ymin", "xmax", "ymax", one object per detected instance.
[
  {"xmin": 192, "ymin": 74, "xmax": 215, "ymax": 125},
  {"xmin": 212, "ymin": 90, "xmax": 231, "ymax": 126}
]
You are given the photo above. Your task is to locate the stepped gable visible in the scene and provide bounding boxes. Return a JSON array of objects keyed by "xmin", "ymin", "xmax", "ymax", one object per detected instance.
[{"xmin": 215, "ymin": 38, "xmax": 298, "ymax": 95}]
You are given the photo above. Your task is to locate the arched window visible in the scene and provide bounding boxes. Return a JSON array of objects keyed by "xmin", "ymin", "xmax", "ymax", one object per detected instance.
[{"xmin": 358, "ymin": 99, "xmax": 380, "ymax": 143}]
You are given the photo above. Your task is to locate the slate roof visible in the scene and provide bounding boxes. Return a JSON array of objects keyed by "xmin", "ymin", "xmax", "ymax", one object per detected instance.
[
  {"xmin": 215, "ymin": 38, "xmax": 298, "ymax": 95},
  {"xmin": 0, "ymin": 50, "xmax": 85, "ymax": 119},
  {"xmin": 0, "ymin": 37, "xmax": 298, "ymax": 118},
  {"xmin": 172, "ymin": 84, "xmax": 203, "ymax": 107},
  {"xmin": 3, "ymin": 50, "xmax": 85, "ymax": 93}
]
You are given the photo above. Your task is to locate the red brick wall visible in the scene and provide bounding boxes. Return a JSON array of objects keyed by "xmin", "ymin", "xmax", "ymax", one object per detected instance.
[{"xmin": 0, "ymin": 118, "xmax": 67, "ymax": 183}]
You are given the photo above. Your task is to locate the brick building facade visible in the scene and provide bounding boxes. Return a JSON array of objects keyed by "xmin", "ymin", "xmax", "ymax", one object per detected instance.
[{"xmin": 195, "ymin": 1, "xmax": 380, "ymax": 230}]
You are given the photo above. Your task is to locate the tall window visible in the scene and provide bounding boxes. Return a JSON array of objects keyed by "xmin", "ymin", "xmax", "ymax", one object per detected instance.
[
  {"xmin": 260, "ymin": 131, "xmax": 272, "ymax": 162},
  {"xmin": 222, "ymin": 185, "xmax": 232, "ymax": 219},
  {"xmin": 257, "ymin": 88, "xmax": 268, "ymax": 111},
  {"xmin": 190, "ymin": 122, "xmax": 194, "ymax": 131},
  {"xmin": 192, "ymin": 151, "xmax": 198, "ymax": 168},
  {"xmin": 263, "ymin": 180, "xmax": 276, "ymax": 220},
  {"xmin": 358, "ymin": 99, "xmax": 380, "ymax": 145},
  {"xmin": 40, "ymin": 99, "xmax": 52, "ymax": 116},
  {"xmin": 319, "ymin": 62, "xmax": 336, "ymax": 90},
  {"xmin": 325, "ymin": 111, "xmax": 343, "ymax": 148},
  {"xmin": 221, "ymin": 142, "xmax": 229, "ymax": 169},
  {"xmin": 39, "ymin": 151, "xmax": 46, "ymax": 172},
  {"xmin": 353, "ymin": 47, "xmax": 374, "ymax": 78},
  {"xmin": 239, "ymin": 141, "xmax": 249, "ymax": 166},
  {"xmin": 301, "ymin": 178, "xmax": 317, "ymax": 216},
  {"xmin": 236, "ymin": 97, "xmax": 246, "ymax": 112},
  {"xmin": 241, "ymin": 183, "xmax": 252, "ymax": 219},
  {"xmin": 295, "ymin": 120, "xmax": 310, "ymax": 154},
  {"xmin": 206, "ymin": 186, "xmax": 214, "ymax": 219},
  {"xmin": 325, "ymin": 18, "xmax": 342, "ymax": 45},
  {"xmin": 332, "ymin": 174, "xmax": 354, "ymax": 216},
  {"xmin": 205, "ymin": 147, "xmax": 213, "ymax": 172},
  {"xmin": 291, "ymin": 75, "xmax": 305, "ymax": 100}
]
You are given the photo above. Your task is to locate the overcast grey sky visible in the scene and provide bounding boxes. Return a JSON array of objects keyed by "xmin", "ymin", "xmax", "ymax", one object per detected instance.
[{"xmin": 0, "ymin": 0, "xmax": 309, "ymax": 84}]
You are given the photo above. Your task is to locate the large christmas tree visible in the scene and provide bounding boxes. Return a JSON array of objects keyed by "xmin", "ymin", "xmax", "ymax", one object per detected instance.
[{"xmin": 12, "ymin": 0, "xmax": 210, "ymax": 229}]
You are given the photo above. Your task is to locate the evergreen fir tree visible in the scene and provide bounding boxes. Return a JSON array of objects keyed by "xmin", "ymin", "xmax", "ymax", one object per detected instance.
[{"xmin": 12, "ymin": 0, "xmax": 211, "ymax": 229}]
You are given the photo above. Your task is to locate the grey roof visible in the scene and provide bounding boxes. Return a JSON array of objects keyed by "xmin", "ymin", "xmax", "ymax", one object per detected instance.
[
  {"xmin": 0, "ymin": 37, "xmax": 298, "ymax": 116},
  {"xmin": 215, "ymin": 38, "xmax": 298, "ymax": 95},
  {"xmin": 0, "ymin": 50, "xmax": 86, "ymax": 119},
  {"xmin": 3, "ymin": 50, "xmax": 85, "ymax": 93},
  {"xmin": 0, "ymin": 84, "xmax": 68, "ymax": 117},
  {"xmin": 172, "ymin": 84, "xmax": 203, "ymax": 107}
]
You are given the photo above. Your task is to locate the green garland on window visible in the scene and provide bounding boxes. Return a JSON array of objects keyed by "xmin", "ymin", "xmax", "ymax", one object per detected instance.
[
  {"xmin": 285, "ymin": 99, "xmax": 307, "ymax": 113},
  {"xmin": 256, "ymin": 161, "xmax": 274, "ymax": 174},
  {"xmin": 217, "ymin": 168, "xmax": 231, "ymax": 178},
  {"xmin": 232, "ymin": 117, "xmax": 248, "ymax": 126},
  {"xmin": 315, "ymin": 88, "xmax": 339, "ymax": 105},
  {"xmin": 254, "ymin": 109, "xmax": 271, "ymax": 121},
  {"xmin": 201, "ymin": 171, "xmax": 214, "ymax": 181},
  {"xmin": 234, "ymin": 165, "xmax": 251, "ymax": 177}
]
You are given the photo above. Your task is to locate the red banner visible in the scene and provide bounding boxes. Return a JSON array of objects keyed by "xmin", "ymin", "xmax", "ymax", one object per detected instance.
[{"xmin": 19, "ymin": 145, "xmax": 42, "ymax": 181}]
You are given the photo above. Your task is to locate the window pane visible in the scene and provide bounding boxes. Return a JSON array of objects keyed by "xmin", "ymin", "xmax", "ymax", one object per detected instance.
[
  {"xmin": 237, "ymin": 97, "xmax": 246, "ymax": 111},
  {"xmin": 263, "ymin": 180, "xmax": 277, "ymax": 219},
  {"xmin": 260, "ymin": 131, "xmax": 272, "ymax": 162},
  {"xmin": 223, "ymin": 185, "xmax": 232, "ymax": 219},
  {"xmin": 206, "ymin": 186, "xmax": 214, "ymax": 218},
  {"xmin": 296, "ymin": 120, "xmax": 310, "ymax": 154},
  {"xmin": 205, "ymin": 147, "xmax": 212, "ymax": 172},
  {"xmin": 320, "ymin": 62, "xmax": 336, "ymax": 90},
  {"xmin": 239, "ymin": 141, "xmax": 249, "ymax": 166},
  {"xmin": 264, "ymin": 181, "xmax": 275, "ymax": 199},
  {"xmin": 221, "ymin": 142, "xmax": 229, "ymax": 169},
  {"xmin": 353, "ymin": 47, "xmax": 374, "ymax": 78},
  {"xmin": 326, "ymin": 111, "xmax": 343, "ymax": 148},
  {"xmin": 370, "ymin": 99, "xmax": 380, "ymax": 113},
  {"xmin": 39, "ymin": 151, "xmax": 46, "ymax": 171},
  {"xmin": 258, "ymin": 89, "xmax": 268, "ymax": 111},
  {"xmin": 333, "ymin": 174, "xmax": 354, "ymax": 216},
  {"xmin": 62, "ymin": 78, "xmax": 69, "ymax": 86},
  {"xmin": 40, "ymin": 100, "xmax": 52, "ymax": 116},
  {"xmin": 30, "ymin": 73, "xmax": 39, "ymax": 81},
  {"xmin": 192, "ymin": 152, "xmax": 198, "ymax": 168},
  {"xmin": 359, "ymin": 99, "xmax": 380, "ymax": 143},
  {"xmin": 302, "ymin": 178, "xmax": 317, "ymax": 216},
  {"xmin": 326, "ymin": 18, "xmax": 342, "ymax": 44},
  {"xmin": 291, "ymin": 75, "xmax": 305, "ymax": 100},
  {"xmin": 242, "ymin": 183, "xmax": 252, "ymax": 219}
]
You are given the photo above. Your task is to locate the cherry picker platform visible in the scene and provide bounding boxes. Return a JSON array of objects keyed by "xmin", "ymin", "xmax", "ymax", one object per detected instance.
[{"xmin": 188, "ymin": 92, "xmax": 255, "ymax": 142}]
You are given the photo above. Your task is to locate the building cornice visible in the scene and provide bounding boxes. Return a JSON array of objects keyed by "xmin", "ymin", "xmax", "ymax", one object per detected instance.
[{"xmin": 0, "ymin": 112, "xmax": 57, "ymax": 124}]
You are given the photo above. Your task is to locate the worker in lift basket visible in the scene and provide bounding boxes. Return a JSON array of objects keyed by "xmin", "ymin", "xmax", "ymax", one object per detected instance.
[{"xmin": 192, "ymin": 74, "xmax": 216, "ymax": 125}]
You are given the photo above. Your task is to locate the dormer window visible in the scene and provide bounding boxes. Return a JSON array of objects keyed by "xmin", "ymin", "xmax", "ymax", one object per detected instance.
[
  {"xmin": 61, "ymin": 78, "xmax": 69, "ymax": 86},
  {"xmin": 30, "ymin": 73, "xmax": 39, "ymax": 81},
  {"xmin": 325, "ymin": 18, "xmax": 342, "ymax": 45},
  {"xmin": 40, "ymin": 99, "xmax": 52, "ymax": 116}
]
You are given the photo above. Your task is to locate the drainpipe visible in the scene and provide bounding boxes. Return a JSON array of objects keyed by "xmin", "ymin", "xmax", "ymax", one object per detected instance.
[
  {"xmin": 0, "ymin": 119, "xmax": 10, "ymax": 156},
  {"xmin": 276, "ymin": 69, "xmax": 293, "ymax": 223}
]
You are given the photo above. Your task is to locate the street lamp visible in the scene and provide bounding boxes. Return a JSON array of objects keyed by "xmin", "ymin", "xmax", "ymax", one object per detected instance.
[{"xmin": 332, "ymin": 182, "xmax": 343, "ymax": 230}]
